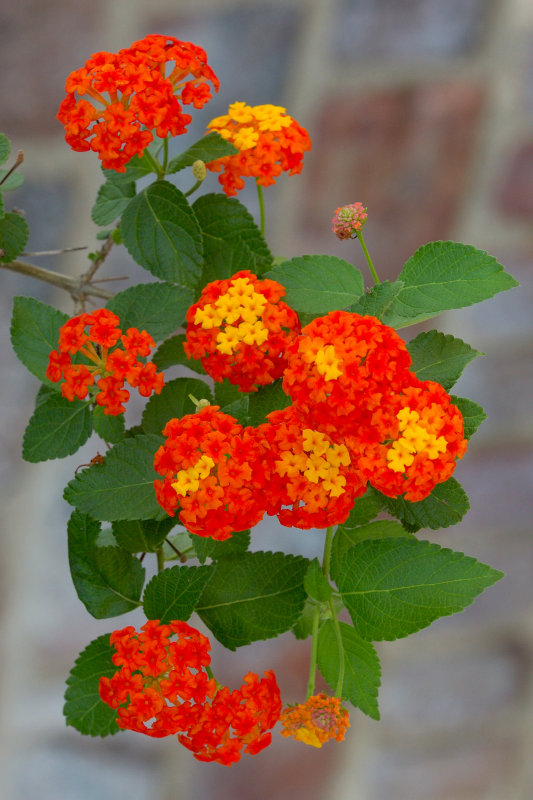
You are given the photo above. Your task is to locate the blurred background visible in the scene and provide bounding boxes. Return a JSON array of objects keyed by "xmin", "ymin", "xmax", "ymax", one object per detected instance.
[{"xmin": 1, "ymin": 0, "xmax": 532, "ymax": 798}]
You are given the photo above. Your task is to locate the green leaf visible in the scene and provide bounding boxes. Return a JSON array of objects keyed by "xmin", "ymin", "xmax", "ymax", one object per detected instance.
[
  {"xmin": 265, "ymin": 255, "xmax": 365, "ymax": 315},
  {"xmin": 304, "ymin": 558, "xmax": 332, "ymax": 602},
  {"xmin": 143, "ymin": 564, "xmax": 214, "ymax": 622},
  {"xmin": 0, "ymin": 169, "xmax": 24, "ymax": 192},
  {"xmin": 92, "ymin": 406, "xmax": 125, "ymax": 444},
  {"xmin": 64, "ymin": 633, "xmax": 120, "ymax": 737},
  {"xmin": 214, "ymin": 380, "xmax": 249, "ymax": 425},
  {"xmin": 382, "ymin": 242, "xmax": 519, "ymax": 328},
  {"xmin": 191, "ymin": 530, "xmax": 251, "ymax": 565},
  {"xmin": 318, "ymin": 621, "xmax": 381, "ymax": 720},
  {"xmin": 0, "ymin": 133, "xmax": 10, "ymax": 165},
  {"xmin": 10, "ymin": 297, "xmax": 68, "ymax": 384},
  {"xmin": 0, "ymin": 212, "xmax": 29, "ymax": 262},
  {"xmin": 196, "ymin": 551, "xmax": 309, "ymax": 650},
  {"xmin": 102, "ymin": 148, "xmax": 157, "ymax": 183},
  {"xmin": 92, "ymin": 180, "xmax": 136, "ymax": 226},
  {"xmin": 342, "ymin": 489, "xmax": 382, "ymax": 528},
  {"xmin": 292, "ymin": 598, "xmax": 316, "ymax": 640},
  {"xmin": 381, "ymin": 477, "xmax": 470, "ymax": 533},
  {"xmin": 22, "ymin": 393, "xmax": 92, "ymax": 462},
  {"xmin": 106, "ymin": 281, "xmax": 194, "ymax": 341},
  {"xmin": 332, "ymin": 537, "xmax": 503, "ymax": 641},
  {"xmin": 142, "ymin": 377, "xmax": 212, "ymax": 435},
  {"xmin": 112, "ymin": 517, "xmax": 176, "ymax": 553},
  {"xmin": 67, "ymin": 511, "xmax": 144, "ymax": 618},
  {"xmin": 247, "ymin": 379, "xmax": 291, "ymax": 426},
  {"xmin": 451, "ymin": 395, "xmax": 487, "ymax": 439},
  {"xmin": 167, "ymin": 131, "xmax": 238, "ymax": 173},
  {"xmin": 331, "ymin": 521, "xmax": 411, "ymax": 576},
  {"xmin": 192, "ymin": 193, "xmax": 272, "ymax": 282},
  {"xmin": 0, "ymin": 192, "xmax": 4, "ymax": 219},
  {"xmin": 121, "ymin": 180, "xmax": 203, "ymax": 286},
  {"xmin": 64, "ymin": 434, "xmax": 164, "ymax": 521},
  {"xmin": 407, "ymin": 330, "xmax": 482, "ymax": 390},
  {"xmin": 153, "ymin": 333, "xmax": 206, "ymax": 373},
  {"xmin": 348, "ymin": 280, "xmax": 404, "ymax": 321}
]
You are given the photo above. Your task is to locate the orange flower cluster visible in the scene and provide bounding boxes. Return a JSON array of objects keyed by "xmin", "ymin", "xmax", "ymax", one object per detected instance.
[
  {"xmin": 255, "ymin": 406, "xmax": 366, "ymax": 529},
  {"xmin": 153, "ymin": 405, "xmax": 267, "ymax": 539},
  {"xmin": 184, "ymin": 270, "xmax": 301, "ymax": 392},
  {"xmin": 280, "ymin": 694, "xmax": 350, "ymax": 748},
  {"xmin": 46, "ymin": 308, "xmax": 164, "ymax": 415},
  {"xmin": 58, "ymin": 34, "xmax": 219, "ymax": 171},
  {"xmin": 206, "ymin": 102, "xmax": 311, "ymax": 196},
  {"xmin": 99, "ymin": 620, "xmax": 282, "ymax": 765}
]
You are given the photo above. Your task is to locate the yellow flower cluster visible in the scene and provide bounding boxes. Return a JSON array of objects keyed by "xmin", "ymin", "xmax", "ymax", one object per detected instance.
[
  {"xmin": 314, "ymin": 345, "xmax": 343, "ymax": 381},
  {"xmin": 172, "ymin": 454, "xmax": 215, "ymax": 496},
  {"xmin": 275, "ymin": 428, "xmax": 350, "ymax": 497},
  {"xmin": 209, "ymin": 102, "xmax": 293, "ymax": 146},
  {"xmin": 386, "ymin": 407, "xmax": 447, "ymax": 472}
]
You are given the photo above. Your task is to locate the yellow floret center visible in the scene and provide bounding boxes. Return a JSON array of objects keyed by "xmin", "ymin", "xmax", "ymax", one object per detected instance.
[
  {"xmin": 314, "ymin": 345, "xmax": 343, "ymax": 381},
  {"xmin": 386, "ymin": 407, "xmax": 447, "ymax": 472},
  {"xmin": 275, "ymin": 429, "xmax": 350, "ymax": 498},
  {"xmin": 171, "ymin": 455, "xmax": 215, "ymax": 496}
]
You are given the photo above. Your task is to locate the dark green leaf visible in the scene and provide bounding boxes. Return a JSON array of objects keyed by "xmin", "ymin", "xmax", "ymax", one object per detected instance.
[
  {"xmin": 92, "ymin": 180, "xmax": 136, "ymax": 226},
  {"xmin": 318, "ymin": 621, "xmax": 381, "ymax": 719},
  {"xmin": 247, "ymin": 379, "xmax": 291, "ymax": 426},
  {"xmin": 67, "ymin": 511, "xmax": 144, "ymax": 618},
  {"xmin": 167, "ymin": 131, "xmax": 238, "ymax": 173},
  {"xmin": 407, "ymin": 330, "xmax": 482, "ymax": 390},
  {"xmin": 0, "ymin": 133, "xmax": 10, "ymax": 165},
  {"xmin": 106, "ymin": 281, "xmax": 194, "ymax": 341},
  {"xmin": 342, "ymin": 489, "xmax": 382, "ymax": 528},
  {"xmin": 121, "ymin": 181, "xmax": 203, "ymax": 286},
  {"xmin": 22, "ymin": 393, "xmax": 92, "ymax": 462},
  {"xmin": 192, "ymin": 193, "xmax": 272, "ymax": 282},
  {"xmin": 142, "ymin": 377, "xmax": 212, "ymax": 435},
  {"xmin": 143, "ymin": 564, "xmax": 214, "ymax": 622},
  {"xmin": 292, "ymin": 598, "xmax": 316, "ymax": 640},
  {"xmin": 64, "ymin": 434, "xmax": 164, "ymax": 521},
  {"xmin": 304, "ymin": 558, "xmax": 332, "ymax": 602},
  {"xmin": 381, "ymin": 477, "xmax": 470, "ymax": 533},
  {"xmin": 348, "ymin": 280, "xmax": 404, "ymax": 321},
  {"xmin": 10, "ymin": 297, "xmax": 68, "ymax": 384},
  {"xmin": 0, "ymin": 212, "xmax": 29, "ymax": 261},
  {"xmin": 153, "ymin": 333, "xmax": 206, "ymax": 373},
  {"xmin": 196, "ymin": 551, "xmax": 309, "ymax": 650},
  {"xmin": 214, "ymin": 380, "xmax": 249, "ymax": 425},
  {"xmin": 64, "ymin": 633, "xmax": 120, "ymax": 737},
  {"xmin": 103, "ymin": 148, "xmax": 157, "ymax": 183},
  {"xmin": 112, "ymin": 517, "xmax": 176, "ymax": 553},
  {"xmin": 265, "ymin": 255, "xmax": 365, "ymax": 314},
  {"xmin": 92, "ymin": 406, "xmax": 125, "ymax": 444},
  {"xmin": 191, "ymin": 530, "xmax": 251, "ymax": 565},
  {"xmin": 331, "ymin": 521, "xmax": 411, "ymax": 576},
  {"xmin": 382, "ymin": 242, "xmax": 519, "ymax": 328},
  {"xmin": 332, "ymin": 537, "xmax": 503, "ymax": 641},
  {"xmin": 450, "ymin": 395, "xmax": 487, "ymax": 439}
]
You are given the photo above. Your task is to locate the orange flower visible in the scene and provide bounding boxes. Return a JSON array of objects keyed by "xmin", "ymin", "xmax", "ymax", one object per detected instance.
[
  {"xmin": 99, "ymin": 620, "xmax": 282, "ymax": 765},
  {"xmin": 153, "ymin": 405, "xmax": 268, "ymax": 539},
  {"xmin": 46, "ymin": 309, "xmax": 164, "ymax": 415},
  {"xmin": 280, "ymin": 694, "xmax": 350, "ymax": 748},
  {"xmin": 58, "ymin": 35, "xmax": 219, "ymax": 171},
  {"xmin": 206, "ymin": 102, "xmax": 311, "ymax": 195},
  {"xmin": 184, "ymin": 270, "xmax": 301, "ymax": 392}
]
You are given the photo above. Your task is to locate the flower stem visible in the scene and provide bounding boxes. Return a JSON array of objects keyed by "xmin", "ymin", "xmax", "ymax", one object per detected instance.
[
  {"xmin": 144, "ymin": 148, "xmax": 165, "ymax": 180},
  {"xmin": 306, "ymin": 607, "xmax": 320, "ymax": 699},
  {"xmin": 322, "ymin": 525, "xmax": 335, "ymax": 579},
  {"xmin": 357, "ymin": 231, "xmax": 380, "ymax": 285},
  {"xmin": 256, "ymin": 182, "xmax": 266, "ymax": 237},
  {"xmin": 156, "ymin": 547, "xmax": 165, "ymax": 572},
  {"xmin": 323, "ymin": 525, "xmax": 345, "ymax": 697},
  {"xmin": 184, "ymin": 179, "xmax": 203, "ymax": 198}
]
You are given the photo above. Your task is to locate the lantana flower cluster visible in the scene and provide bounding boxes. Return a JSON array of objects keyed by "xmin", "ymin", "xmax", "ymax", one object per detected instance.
[
  {"xmin": 46, "ymin": 308, "xmax": 164, "ymax": 415},
  {"xmin": 57, "ymin": 34, "xmax": 219, "ymax": 171},
  {"xmin": 184, "ymin": 270, "xmax": 301, "ymax": 392},
  {"xmin": 280, "ymin": 694, "xmax": 350, "ymax": 748},
  {"xmin": 99, "ymin": 620, "xmax": 282, "ymax": 765},
  {"xmin": 206, "ymin": 102, "xmax": 312, "ymax": 196}
]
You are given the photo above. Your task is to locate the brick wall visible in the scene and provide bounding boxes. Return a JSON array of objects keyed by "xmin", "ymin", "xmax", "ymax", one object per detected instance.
[{"xmin": 1, "ymin": 1, "xmax": 532, "ymax": 798}]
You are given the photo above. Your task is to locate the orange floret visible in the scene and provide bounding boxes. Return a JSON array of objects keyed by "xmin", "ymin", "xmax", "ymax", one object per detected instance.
[
  {"xmin": 206, "ymin": 102, "xmax": 311, "ymax": 196},
  {"xmin": 184, "ymin": 270, "xmax": 301, "ymax": 392},
  {"xmin": 280, "ymin": 694, "xmax": 350, "ymax": 748}
]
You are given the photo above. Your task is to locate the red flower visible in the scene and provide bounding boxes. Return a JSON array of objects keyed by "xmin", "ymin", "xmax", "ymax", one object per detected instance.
[
  {"xmin": 58, "ymin": 35, "xmax": 219, "ymax": 171},
  {"xmin": 184, "ymin": 270, "xmax": 301, "ymax": 392}
]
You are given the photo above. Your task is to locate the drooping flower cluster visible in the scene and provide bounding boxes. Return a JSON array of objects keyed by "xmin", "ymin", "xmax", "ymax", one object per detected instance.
[
  {"xmin": 153, "ymin": 405, "xmax": 268, "ymax": 539},
  {"xmin": 99, "ymin": 620, "xmax": 282, "ymax": 765},
  {"xmin": 46, "ymin": 308, "xmax": 164, "ymax": 414},
  {"xmin": 332, "ymin": 202, "xmax": 368, "ymax": 240},
  {"xmin": 280, "ymin": 694, "xmax": 350, "ymax": 748},
  {"xmin": 206, "ymin": 102, "xmax": 311, "ymax": 196},
  {"xmin": 58, "ymin": 34, "xmax": 219, "ymax": 171},
  {"xmin": 184, "ymin": 270, "xmax": 301, "ymax": 392}
]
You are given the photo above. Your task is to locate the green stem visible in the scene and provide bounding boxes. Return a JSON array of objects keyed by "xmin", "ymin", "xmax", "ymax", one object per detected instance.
[
  {"xmin": 156, "ymin": 547, "xmax": 165, "ymax": 572},
  {"xmin": 256, "ymin": 182, "xmax": 266, "ymax": 237},
  {"xmin": 357, "ymin": 230, "xmax": 380, "ymax": 285},
  {"xmin": 323, "ymin": 525, "xmax": 345, "ymax": 697},
  {"xmin": 306, "ymin": 607, "xmax": 320, "ymax": 699},
  {"xmin": 184, "ymin": 179, "xmax": 202, "ymax": 197},
  {"xmin": 162, "ymin": 137, "xmax": 169, "ymax": 172},
  {"xmin": 143, "ymin": 148, "xmax": 165, "ymax": 180},
  {"xmin": 322, "ymin": 525, "xmax": 335, "ymax": 579}
]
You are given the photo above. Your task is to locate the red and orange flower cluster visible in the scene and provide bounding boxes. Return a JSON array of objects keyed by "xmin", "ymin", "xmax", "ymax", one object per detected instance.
[
  {"xmin": 184, "ymin": 270, "xmax": 301, "ymax": 392},
  {"xmin": 206, "ymin": 102, "xmax": 311, "ymax": 196},
  {"xmin": 99, "ymin": 620, "xmax": 281, "ymax": 765},
  {"xmin": 280, "ymin": 694, "xmax": 350, "ymax": 748},
  {"xmin": 46, "ymin": 308, "xmax": 164, "ymax": 415},
  {"xmin": 58, "ymin": 34, "xmax": 219, "ymax": 171}
]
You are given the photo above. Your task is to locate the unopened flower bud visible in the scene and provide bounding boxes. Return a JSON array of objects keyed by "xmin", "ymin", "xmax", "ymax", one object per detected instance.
[
  {"xmin": 331, "ymin": 202, "xmax": 368, "ymax": 240},
  {"xmin": 191, "ymin": 159, "xmax": 207, "ymax": 182}
]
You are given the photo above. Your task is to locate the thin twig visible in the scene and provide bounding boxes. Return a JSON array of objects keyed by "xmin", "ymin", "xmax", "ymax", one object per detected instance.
[
  {"xmin": 21, "ymin": 246, "xmax": 87, "ymax": 256},
  {"xmin": 83, "ymin": 231, "xmax": 116, "ymax": 284},
  {"xmin": 1, "ymin": 259, "xmax": 114, "ymax": 300}
]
